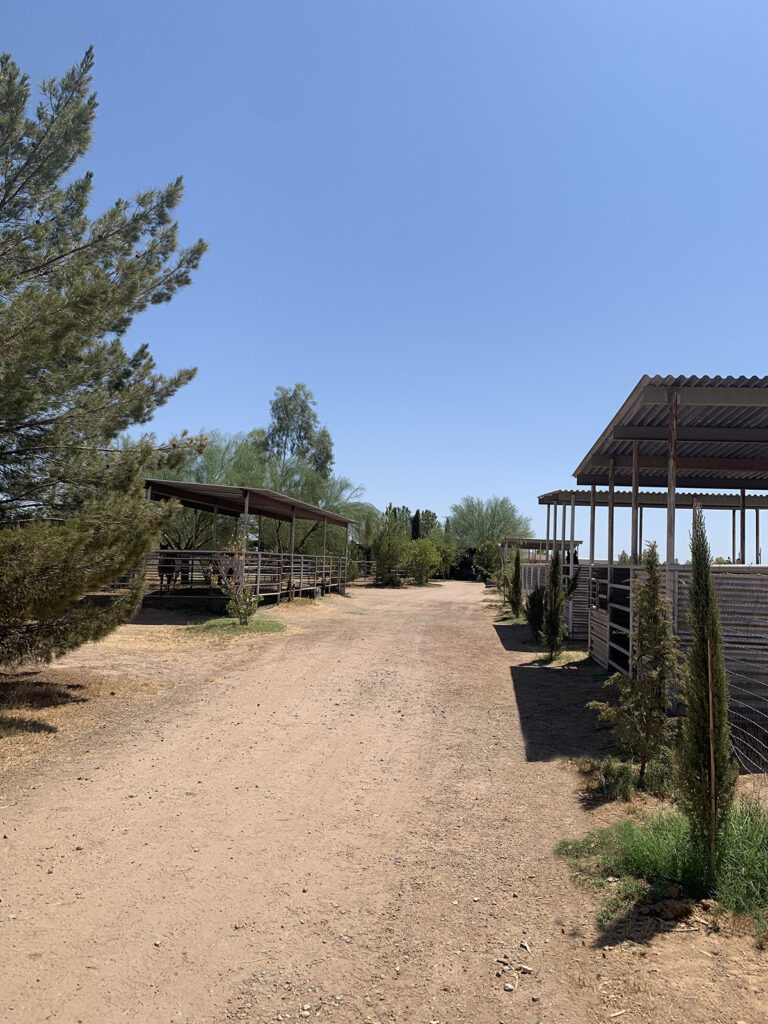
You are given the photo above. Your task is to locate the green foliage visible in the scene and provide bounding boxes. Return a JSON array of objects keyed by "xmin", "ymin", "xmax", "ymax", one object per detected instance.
[
  {"xmin": 524, "ymin": 586, "xmax": 545, "ymax": 641},
  {"xmin": 588, "ymin": 542, "xmax": 678, "ymax": 787},
  {"xmin": 617, "ymin": 549, "xmax": 631, "ymax": 565},
  {"xmin": 410, "ymin": 538, "xmax": 441, "ymax": 585},
  {"xmin": 473, "ymin": 539, "xmax": 501, "ymax": 581},
  {"xmin": 264, "ymin": 382, "xmax": 334, "ymax": 478},
  {"xmin": 0, "ymin": 49, "xmax": 206, "ymax": 665},
  {"xmin": 510, "ymin": 549, "xmax": 523, "ymax": 617},
  {"xmin": 543, "ymin": 550, "xmax": 565, "ymax": 659},
  {"xmin": 448, "ymin": 495, "xmax": 532, "ymax": 550},
  {"xmin": 372, "ymin": 505, "xmax": 411, "ymax": 585},
  {"xmin": 674, "ymin": 506, "xmax": 738, "ymax": 879},
  {"xmin": 575, "ymin": 754, "xmax": 675, "ymax": 801},
  {"xmin": 189, "ymin": 616, "xmax": 284, "ymax": 637},
  {"xmin": 219, "ymin": 558, "xmax": 262, "ymax": 625},
  {"xmin": 346, "ymin": 559, "xmax": 360, "ymax": 583},
  {"xmin": 558, "ymin": 798, "xmax": 768, "ymax": 930}
]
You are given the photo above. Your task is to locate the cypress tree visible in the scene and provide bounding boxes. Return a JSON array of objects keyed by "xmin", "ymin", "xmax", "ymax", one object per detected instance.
[
  {"xmin": 510, "ymin": 547, "xmax": 522, "ymax": 617},
  {"xmin": 675, "ymin": 506, "xmax": 738, "ymax": 879},
  {"xmin": 0, "ymin": 50, "xmax": 206, "ymax": 665},
  {"xmin": 543, "ymin": 549, "xmax": 565, "ymax": 660},
  {"xmin": 588, "ymin": 542, "xmax": 678, "ymax": 786}
]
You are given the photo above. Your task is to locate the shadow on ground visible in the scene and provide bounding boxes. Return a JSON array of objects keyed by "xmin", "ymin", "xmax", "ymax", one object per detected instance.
[
  {"xmin": 0, "ymin": 674, "xmax": 88, "ymax": 711},
  {"xmin": 495, "ymin": 622, "xmax": 613, "ymax": 762}
]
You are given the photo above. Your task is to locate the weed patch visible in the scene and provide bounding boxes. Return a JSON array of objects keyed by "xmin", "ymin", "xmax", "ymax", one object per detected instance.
[
  {"xmin": 187, "ymin": 617, "xmax": 285, "ymax": 637},
  {"xmin": 557, "ymin": 796, "xmax": 768, "ymax": 941}
]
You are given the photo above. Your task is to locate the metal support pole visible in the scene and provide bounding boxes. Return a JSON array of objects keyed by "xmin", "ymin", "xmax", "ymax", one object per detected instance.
[
  {"xmin": 756, "ymin": 508, "xmax": 761, "ymax": 565},
  {"xmin": 732, "ymin": 510, "xmax": 737, "ymax": 564},
  {"xmin": 545, "ymin": 503, "xmax": 551, "ymax": 561},
  {"xmin": 290, "ymin": 510, "xmax": 296, "ymax": 555},
  {"xmin": 638, "ymin": 506, "xmax": 643, "ymax": 555},
  {"xmin": 240, "ymin": 490, "xmax": 249, "ymax": 587},
  {"xmin": 631, "ymin": 440, "xmax": 639, "ymax": 565},
  {"xmin": 589, "ymin": 485, "xmax": 596, "ymax": 568},
  {"xmin": 740, "ymin": 489, "xmax": 746, "ymax": 564},
  {"xmin": 212, "ymin": 505, "xmax": 218, "ymax": 550},
  {"xmin": 666, "ymin": 389, "xmax": 678, "ymax": 597},
  {"xmin": 192, "ymin": 508, "xmax": 198, "ymax": 549}
]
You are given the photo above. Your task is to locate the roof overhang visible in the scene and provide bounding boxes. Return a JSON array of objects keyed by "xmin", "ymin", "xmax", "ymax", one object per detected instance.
[
  {"xmin": 145, "ymin": 479, "xmax": 356, "ymax": 528},
  {"xmin": 574, "ymin": 375, "xmax": 768, "ymax": 490},
  {"xmin": 539, "ymin": 489, "xmax": 768, "ymax": 511}
]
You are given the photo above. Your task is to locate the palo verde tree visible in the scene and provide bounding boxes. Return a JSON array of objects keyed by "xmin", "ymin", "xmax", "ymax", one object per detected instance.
[
  {"xmin": 0, "ymin": 49, "xmax": 206, "ymax": 665},
  {"xmin": 542, "ymin": 549, "xmax": 565, "ymax": 659},
  {"xmin": 589, "ymin": 542, "xmax": 678, "ymax": 787},
  {"xmin": 675, "ymin": 506, "xmax": 738, "ymax": 880},
  {"xmin": 448, "ymin": 495, "xmax": 531, "ymax": 549}
]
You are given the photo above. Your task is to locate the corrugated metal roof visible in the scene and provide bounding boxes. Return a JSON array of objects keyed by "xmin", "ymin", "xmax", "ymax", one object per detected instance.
[
  {"xmin": 145, "ymin": 479, "xmax": 356, "ymax": 527},
  {"xmin": 538, "ymin": 489, "xmax": 768, "ymax": 510},
  {"xmin": 574, "ymin": 375, "xmax": 768, "ymax": 490}
]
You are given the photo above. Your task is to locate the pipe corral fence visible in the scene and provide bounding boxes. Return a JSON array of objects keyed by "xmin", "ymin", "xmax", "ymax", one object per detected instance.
[{"xmin": 534, "ymin": 374, "xmax": 768, "ymax": 778}]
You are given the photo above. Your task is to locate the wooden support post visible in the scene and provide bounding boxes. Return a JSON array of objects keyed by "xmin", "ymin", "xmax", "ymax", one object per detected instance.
[
  {"xmin": 552, "ymin": 501, "xmax": 558, "ymax": 555},
  {"xmin": 740, "ymin": 489, "xmax": 746, "ymax": 564},
  {"xmin": 631, "ymin": 441, "xmax": 639, "ymax": 565},
  {"xmin": 666, "ymin": 389, "xmax": 678, "ymax": 598},
  {"xmin": 569, "ymin": 494, "xmax": 575, "ymax": 636},
  {"xmin": 240, "ymin": 490, "xmax": 249, "ymax": 587},
  {"xmin": 756, "ymin": 508, "xmax": 761, "ymax": 565},
  {"xmin": 323, "ymin": 517, "xmax": 328, "ymax": 592},
  {"xmin": 607, "ymin": 459, "xmax": 615, "ymax": 568},
  {"xmin": 732, "ymin": 510, "xmax": 737, "ymax": 564},
  {"xmin": 560, "ymin": 503, "xmax": 566, "ymax": 567}
]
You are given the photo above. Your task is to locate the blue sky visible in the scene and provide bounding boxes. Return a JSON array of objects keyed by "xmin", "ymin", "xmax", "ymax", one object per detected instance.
[{"xmin": 5, "ymin": 1, "xmax": 768, "ymax": 557}]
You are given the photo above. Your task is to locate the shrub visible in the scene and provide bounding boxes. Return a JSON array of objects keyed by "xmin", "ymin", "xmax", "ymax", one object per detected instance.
[
  {"xmin": 510, "ymin": 548, "xmax": 522, "ymax": 617},
  {"xmin": 222, "ymin": 576, "xmax": 261, "ymax": 625},
  {"xmin": 410, "ymin": 538, "xmax": 441, "ymax": 585},
  {"xmin": 542, "ymin": 549, "xmax": 565, "ymax": 659},
  {"xmin": 473, "ymin": 539, "xmax": 501, "ymax": 581},
  {"xmin": 346, "ymin": 559, "xmax": 359, "ymax": 583},
  {"xmin": 524, "ymin": 586, "xmax": 545, "ymax": 641}
]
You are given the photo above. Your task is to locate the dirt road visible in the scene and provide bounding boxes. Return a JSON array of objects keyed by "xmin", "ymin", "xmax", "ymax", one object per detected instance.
[{"xmin": 1, "ymin": 582, "xmax": 764, "ymax": 1023}]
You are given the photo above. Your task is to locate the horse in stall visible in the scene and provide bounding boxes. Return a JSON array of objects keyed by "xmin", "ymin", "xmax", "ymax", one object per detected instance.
[{"xmin": 157, "ymin": 546, "xmax": 181, "ymax": 593}]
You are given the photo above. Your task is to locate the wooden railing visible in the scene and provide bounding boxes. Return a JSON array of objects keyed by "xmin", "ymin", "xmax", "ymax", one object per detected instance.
[{"xmin": 107, "ymin": 550, "xmax": 348, "ymax": 601}]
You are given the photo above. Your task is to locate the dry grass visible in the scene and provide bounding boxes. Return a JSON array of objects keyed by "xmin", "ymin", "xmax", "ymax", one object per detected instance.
[{"xmin": 0, "ymin": 666, "xmax": 159, "ymax": 769}]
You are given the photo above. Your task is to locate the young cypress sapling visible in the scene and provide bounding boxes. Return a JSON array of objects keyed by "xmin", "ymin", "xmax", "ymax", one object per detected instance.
[
  {"xmin": 588, "ymin": 541, "xmax": 678, "ymax": 787},
  {"xmin": 543, "ymin": 549, "xmax": 565, "ymax": 660},
  {"xmin": 674, "ymin": 505, "xmax": 738, "ymax": 880}
]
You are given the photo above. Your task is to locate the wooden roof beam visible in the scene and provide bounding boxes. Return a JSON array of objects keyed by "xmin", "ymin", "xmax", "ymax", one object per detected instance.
[
  {"xmin": 594, "ymin": 456, "xmax": 768, "ymax": 472},
  {"xmin": 576, "ymin": 473, "xmax": 768, "ymax": 489}
]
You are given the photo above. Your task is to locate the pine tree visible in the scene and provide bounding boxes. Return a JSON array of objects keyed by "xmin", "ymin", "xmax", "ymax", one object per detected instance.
[
  {"xmin": 543, "ymin": 549, "xmax": 565, "ymax": 659},
  {"xmin": 675, "ymin": 506, "xmax": 738, "ymax": 879},
  {"xmin": 510, "ymin": 548, "xmax": 522, "ymax": 617},
  {"xmin": 0, "ymin": 49, "xmax": 206, "ymax": 665},
  {"xmin": 588, "ymin": 542, "xmax": 678, "ymax": 786}
]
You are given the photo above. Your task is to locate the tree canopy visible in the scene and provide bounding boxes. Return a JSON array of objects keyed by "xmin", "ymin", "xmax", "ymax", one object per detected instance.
[
  {"xmin": 0, "ymin": 49, "xmax": 206, "ymax": 664},
  {"xmin": 448, "ymin": 496, "xmax": 532, "ymax": 549}
]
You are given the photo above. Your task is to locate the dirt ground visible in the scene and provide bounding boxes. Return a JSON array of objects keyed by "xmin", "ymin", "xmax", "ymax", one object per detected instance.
[{"xmin": 1, "ymin": 582, "xmax": 765, "ymax": 1024}]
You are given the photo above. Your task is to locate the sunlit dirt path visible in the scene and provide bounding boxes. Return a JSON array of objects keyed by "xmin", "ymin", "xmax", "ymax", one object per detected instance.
[{"xmin": 1, "ymin": 582, "xmax": 764, "ymax": 1024}]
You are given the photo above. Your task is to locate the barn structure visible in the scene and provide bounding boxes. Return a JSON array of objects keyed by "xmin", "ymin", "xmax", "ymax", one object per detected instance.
[
  {"xmin": 526, "ymin": 375, "xmax": 768, "ymax": 775},
  {"xmin": 121, "ymin": 479, "xmax": 355, "ymax": 605}
]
